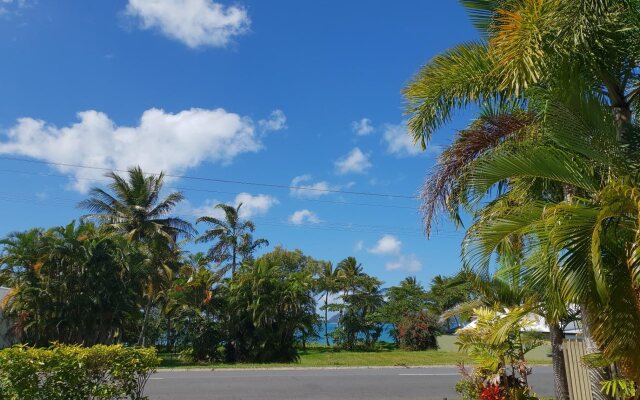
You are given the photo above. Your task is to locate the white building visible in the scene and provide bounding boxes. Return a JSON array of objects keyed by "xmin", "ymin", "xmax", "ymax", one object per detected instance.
[{"xmin": 459, "ymin": 311, "xmax": 582, "ymax": 338}]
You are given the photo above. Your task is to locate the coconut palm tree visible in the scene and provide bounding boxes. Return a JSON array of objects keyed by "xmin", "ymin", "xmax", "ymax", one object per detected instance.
[
  {"xmin": 196, "ymin": 203, "xmax": 267, "ymax": 276},
  {"xmin": 80, "ymin": 166, "xmax": 195, "ymax": 346},
  {"xmin": 80, "ymin": 166, "xmax": 195, "ymax": 243}
]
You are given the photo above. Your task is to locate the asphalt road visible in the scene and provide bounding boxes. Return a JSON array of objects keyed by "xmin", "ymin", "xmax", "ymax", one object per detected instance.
[{"xmin": 146, "ymin": 366, "xmax": 555, "ymax": 400}]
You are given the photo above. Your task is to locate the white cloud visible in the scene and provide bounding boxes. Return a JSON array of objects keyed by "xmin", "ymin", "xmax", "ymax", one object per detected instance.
[
  {"xmin": 258, "ymin": 109, "xmax": 287, "ymax": 132},
  {"xmin": 0, "ymin": 108, "xmax": 285, "ymax": 192},
  {"xmin": 368, "ymin": 234, "xmax": 401, "ymax": 255},
  {"xmin": 125, "ymin": 0, "xmax": 250, "ymax": 48},
  {"xmin": 189, "ymin": 192, "xmax": 278, "ymax": 219},
  {"xmin": 334, "ymin": 147, "xmax": 372, "ymax": 175},
  {"xmin": 235, "ymin": 193, "xmax": 279, "ymax": 218},
  {"xmin": 290, "ymin": 175, "xmax": 333, "ymax": 198},
  {"xmin": 352, "ymin": 118, "xmax": 374, "ymax": 136},
  {"xmin": 288, "ymin": 209, "xmax": 321, "ymax": 225},
  {"xmin": 188, "ymin": 199, "xmax": 225, "ymax": 219},
  {"xmin": 383, "ymin": 123, "xmax": 423, "ymax": 157},
  {"xmin": 385, "ymin": 254, "xmax": 423, "ymax": 272}
]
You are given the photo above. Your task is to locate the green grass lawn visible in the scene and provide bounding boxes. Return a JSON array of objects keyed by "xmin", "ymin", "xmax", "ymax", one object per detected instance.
[{"xmin": 159, "ymin": 336, "xmax": 552, "ymax": 369}]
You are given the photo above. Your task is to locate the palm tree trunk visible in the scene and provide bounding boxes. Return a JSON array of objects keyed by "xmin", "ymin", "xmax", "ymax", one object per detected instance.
[
  {"xmin": 549, "ymin": 321, "xmax": 570, "ymax": 400},
  {"xmin": 325, "ymin": 292, "xmax": 330, "ymax": 347},
  {"xmin": 561, "ymin": 187, "xmax": 611, "ymax": 400},
  {"xmin": 232, "ymin": 248, "xmax": 237, "ymax": 276},
  {"xmin": 581, "ymin": 305, "xmax": 613, "ymax": 400},
  {"xmin": 137, "ymin": 300, "xmax": 152, "ymax": 347}
]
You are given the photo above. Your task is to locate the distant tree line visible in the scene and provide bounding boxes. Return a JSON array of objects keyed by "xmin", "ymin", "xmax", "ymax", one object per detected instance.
[{"xmin": 0, "ymin": 167, "xmax": 474, "ymax": 362}]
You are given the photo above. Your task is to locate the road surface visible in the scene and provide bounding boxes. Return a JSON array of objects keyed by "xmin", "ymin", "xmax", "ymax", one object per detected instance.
[{"xmin": 146, "ymin": 366, "xmax": 554, "ymax": 400}]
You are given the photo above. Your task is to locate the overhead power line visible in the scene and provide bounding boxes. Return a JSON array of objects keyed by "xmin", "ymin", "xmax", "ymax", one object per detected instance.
[
  {"xmin": 0, "ymin": 193, "xmax": 465, "ymax": 239},
  {"xmin": 0, "ymin": 156, "xmax": 419, "ymax": 200},
  {"xmin": 0, "ymin": 168, "xmax": 420, "ymax": 211}
]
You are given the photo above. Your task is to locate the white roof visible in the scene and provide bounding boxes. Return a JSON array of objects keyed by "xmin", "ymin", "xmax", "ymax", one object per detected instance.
[{"xmin": 459, "ymin": 311, "xmax": 582, "ymax": 335}]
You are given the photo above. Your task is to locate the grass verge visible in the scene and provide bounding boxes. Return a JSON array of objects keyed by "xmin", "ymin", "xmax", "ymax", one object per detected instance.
[{"xmin": 159, "ymin": 339, "xmax": 552, "ymax": 369}]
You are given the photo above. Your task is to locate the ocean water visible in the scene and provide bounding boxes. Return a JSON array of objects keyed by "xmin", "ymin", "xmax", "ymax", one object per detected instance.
[{"xmin": 308, "ymin": 322, "xmax": 395, "ymax": 345}]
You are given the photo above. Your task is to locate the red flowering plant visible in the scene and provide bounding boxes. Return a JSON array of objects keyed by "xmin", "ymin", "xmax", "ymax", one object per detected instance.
[{"xmin": 480, "ymin": 385, "xmax": 506, "ymax": 400}]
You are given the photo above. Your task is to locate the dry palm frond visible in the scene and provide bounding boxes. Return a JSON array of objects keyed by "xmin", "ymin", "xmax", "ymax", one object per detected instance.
[{"xmin": 421, "ymin": 112, "xmax": 535, "ymax": 237}]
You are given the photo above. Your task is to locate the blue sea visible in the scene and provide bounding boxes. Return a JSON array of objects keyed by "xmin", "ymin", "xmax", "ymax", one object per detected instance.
[{"xmin": 308, "ymin": 322, "xmax": 395, "ymax": 345}]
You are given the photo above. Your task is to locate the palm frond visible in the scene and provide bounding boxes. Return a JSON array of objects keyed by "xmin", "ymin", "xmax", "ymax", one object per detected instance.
[{"xmin": 404, "ymin": 42, "xmax": 509, "ymax": 148}]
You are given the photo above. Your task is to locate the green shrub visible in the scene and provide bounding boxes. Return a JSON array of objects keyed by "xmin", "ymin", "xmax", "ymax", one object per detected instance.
[{"xmin": 0, "ymin": 344, "xmax": 159, "ymax": 400}]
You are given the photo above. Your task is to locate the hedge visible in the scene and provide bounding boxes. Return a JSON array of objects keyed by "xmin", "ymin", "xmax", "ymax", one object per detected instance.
[{"xmin": 0, "ymin": 344, "xmax": 159, "ymax": 400}]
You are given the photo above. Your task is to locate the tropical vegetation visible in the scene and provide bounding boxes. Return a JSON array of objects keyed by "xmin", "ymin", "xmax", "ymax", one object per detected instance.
[
  {"xmin": 404, "ymin": 0, "xmax": 640, "ymax": 399},
  {"xmin": 0, "ymin": 166, "xmax": 450, "ymax": 366}
]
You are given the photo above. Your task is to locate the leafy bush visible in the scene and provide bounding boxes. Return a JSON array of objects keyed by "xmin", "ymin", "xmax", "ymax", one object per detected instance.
[
  {"xmin": 0, "ymin": 344, "xmax": 159, "ymax": 400},
  {"xmin": 397, "ymin": 311, "xmax": 439, "ymax": 351}
]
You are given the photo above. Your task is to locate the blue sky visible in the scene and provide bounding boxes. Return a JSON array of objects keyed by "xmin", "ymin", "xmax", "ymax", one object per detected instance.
[{"xmin": 0, "ymin": 0, "xmax": 480, "ymax": 288}]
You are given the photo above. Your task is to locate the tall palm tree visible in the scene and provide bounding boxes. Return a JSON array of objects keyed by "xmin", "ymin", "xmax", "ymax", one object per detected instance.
[
  {"xmin": 80, "ymin": 166, "xmax": 194, "ymax": 346},
  {"xmin": 316, "ymin": 261, "xmax": 340, "ymax": 346},
  {"xmin": 79, "ymin": 166, "xmax": 195, "ymax": 243},
  {"xmin": 196, "ymin": 203, "xmax": 267, "ymax": 276}
]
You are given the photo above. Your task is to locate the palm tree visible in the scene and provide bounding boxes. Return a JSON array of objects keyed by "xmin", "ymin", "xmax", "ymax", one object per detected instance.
[
  {"xmin": 79, "ymin": 166, "xmax": 195, "ymax": 243},
  {"xmin": 455, "ymin": 89, "xmax": 640, "ymax": 385},
  {"xmin": 403, "ymin": 1, "xmax": 638, "ymax": 149},
  {"xmin": 336, "ymin": 256, "xmax": 364, "ymax": 297},
  {"xmin": 238, "ymin": 233, "xmax": 269, "ymax": 265},
  {"xmin": 80, "ymin": 167, "xmax": 195, "ymax": 346},
  {"xmin": 196, "ymin": 203, "xmax": 267, "ymax": 276},
  {"xmin": 316, "ymin": 261, "xmax": 340, "ymax": 346},
  {"xmin": 403, "ymin": 2, "xmax": 640, "ymax": 397}
]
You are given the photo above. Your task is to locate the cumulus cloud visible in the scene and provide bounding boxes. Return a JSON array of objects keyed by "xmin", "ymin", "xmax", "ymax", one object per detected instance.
[
  {"xmin": 125, "ymin": 0, "xmax": 250, "ymax": 48},
  {"xmin": 290, "ymin": 175, "xmax": 334, "ymax": 198},
  {"xmin": 189, "ymin": 192, "xmax": 278, "ymax": 219},
  {"xmin": 368, "ymin": 234, "xmax": 401, "ymax": 255},
  {"xmin": 288, "ymin": 209, "xmax": 321, "ymax": 225},
  {"xmin": 0, "ymin": 108, "xmax": 285, "ymax": 192},
  {"xmin": 235, "ymin": 193, "xmax": 279, "ymax": 218},
  {"xmin": 382, "ymin": 124, "xmax": 422, "ymax": 157},
  {"xmin": 334, "ymin": 147, "xmax": 371, "ymax": 175},
  {"xmin": 352, "ymin": 118, "xmax": 374, "ymax": 136},
  {"xmin": 385, "ymin": 254, "xmax": 423, "ymax": 272},
  {"xmin": 258, "ymin": 109, "xmax": 287, "ymax": 132}
]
